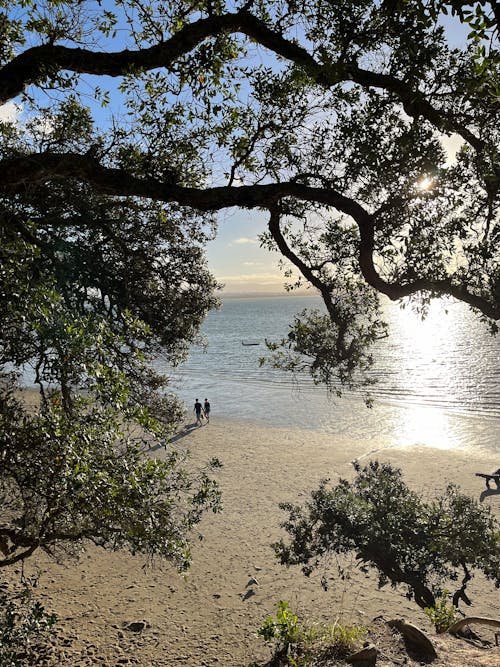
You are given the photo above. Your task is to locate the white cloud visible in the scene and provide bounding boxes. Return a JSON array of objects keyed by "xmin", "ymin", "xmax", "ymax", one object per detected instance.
[
  {"xmin": 218, "ymin": 273, "xmax": 285, "ymax": 295},
  {"xmin": 230, "ymin": 237, "xmax": 258, "ymax": 245},
  {"xmin": 243, "ymin": 261, "xmax": 262, "ymax": 267},
  {"xmin": 0, "ymin": 101, "xmax": 21, "ymax": 123}
]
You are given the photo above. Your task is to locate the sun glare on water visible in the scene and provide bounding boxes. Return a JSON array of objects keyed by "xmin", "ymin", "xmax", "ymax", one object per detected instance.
[
  {"xmin": 387, "ymin": 301, "xmax": 460, "ymax": 450},
  {"xmin": 393, "ymin": 405, "xmax": 457, "ymax": 450}
]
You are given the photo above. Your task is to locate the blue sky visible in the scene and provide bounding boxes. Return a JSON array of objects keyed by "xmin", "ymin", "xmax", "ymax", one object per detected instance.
[{"xmin": 205, "ymin": 208, "xmax": 289, "ymax": 295}]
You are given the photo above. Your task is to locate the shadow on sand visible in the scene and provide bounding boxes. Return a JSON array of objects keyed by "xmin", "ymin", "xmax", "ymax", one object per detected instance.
[
  {"xmin": 479, "ymin": 487, "xmax": 500, "ymax": 503},
  {"xmin": 148, "ymin": 422, "xmax": 202, "ymax": 452}
]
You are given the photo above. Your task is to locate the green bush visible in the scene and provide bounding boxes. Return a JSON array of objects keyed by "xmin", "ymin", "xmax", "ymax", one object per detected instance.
[
  {"xmin": 424, "ymin": 591, "xmax": 460, "ymax": 633},
  {"xmin": 275, "ymin": 461, "xmax": 500, "ymax": 611},
  {"xmin": 258, "ymin": 601, "xmax": 303, "ymax": 654},
  {"xmin": 0, "ymin": 584, "xmax": 57, "ymax": 666},
  {"xmin": 258, "ymin": 601, "xmax": 364, "ymax": 666}
]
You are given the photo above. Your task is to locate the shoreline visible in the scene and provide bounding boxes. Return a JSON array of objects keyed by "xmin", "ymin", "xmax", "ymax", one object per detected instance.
[
  {"xmin": 15, "ymin": 378, "xmax": 500, "ymax": 456},
  {"xmin": 172, "ymin": 384, "xmax": 500, "ymax": 456},
  {"xmin": 4, "ymin": 416, "xmax": 500, "ymax": 666}
]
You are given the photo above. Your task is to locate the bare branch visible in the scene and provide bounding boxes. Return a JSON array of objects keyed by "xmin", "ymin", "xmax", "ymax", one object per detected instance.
[{"xmin": 449, "ymin": 616, "xmax": 500, "ymax": 635}]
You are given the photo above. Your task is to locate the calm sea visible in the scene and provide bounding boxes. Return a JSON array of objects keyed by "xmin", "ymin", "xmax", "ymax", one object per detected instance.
[{"xmin": 160, "ymin": 295, "xmax": 500, "ymax": 454}]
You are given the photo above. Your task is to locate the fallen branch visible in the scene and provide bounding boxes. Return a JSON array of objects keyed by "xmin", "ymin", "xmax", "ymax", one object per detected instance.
[{"xmin": 448, "ymin": 617, "xmax": 500, "ymax": 635}]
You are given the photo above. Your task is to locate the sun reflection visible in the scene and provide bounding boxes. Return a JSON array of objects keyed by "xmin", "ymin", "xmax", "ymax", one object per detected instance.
[
  {"xmin": 380, "ymin": 299, "xmax": 466, "ymax": 451},
  {"xmin": 392, "ymin": 405, "xmax": 457, "ymax": 450},
  {"xmin": 390, "ymin": 300, "xmax": 453, "ymax": 359}
]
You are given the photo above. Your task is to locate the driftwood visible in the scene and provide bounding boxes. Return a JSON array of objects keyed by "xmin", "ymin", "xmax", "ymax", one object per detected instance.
[
  {"xmin": 387, "ymin": 619, "xmax": 437, "ymax": 661},
  {"xmin": 448, "ymin": 617, "xmax": 500, "ymax": 635}
]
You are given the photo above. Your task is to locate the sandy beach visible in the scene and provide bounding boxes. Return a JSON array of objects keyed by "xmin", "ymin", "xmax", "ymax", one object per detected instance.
[{"xmin": 4, "ymin": 417, "xmax": 500, "ymax": 666}]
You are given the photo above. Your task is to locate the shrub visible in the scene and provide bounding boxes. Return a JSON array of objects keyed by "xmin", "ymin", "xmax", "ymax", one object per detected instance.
[
  {"xmin": 0, "ymin": 583, "xmax": 57, "ymax": 666},
  {"xmin": 424, "ymin": 591, "xmax": 460, "ymax": 633},
  {"xmin": 275, "ymin": 461, "xmax": 500, "ymax": 611},
  {"xmin": 258, "ymin": 601, "xmax": 364, "ymax": 666}
]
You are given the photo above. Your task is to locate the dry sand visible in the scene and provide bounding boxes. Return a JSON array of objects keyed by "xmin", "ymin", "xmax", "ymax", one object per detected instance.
[{"xmin": 4, "ymin": 417, "xmax": 500, "ymax": 666}]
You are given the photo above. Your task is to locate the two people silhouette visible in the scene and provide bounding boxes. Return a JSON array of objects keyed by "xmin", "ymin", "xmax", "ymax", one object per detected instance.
[{"xmin": 194, "ymin": 398, "xmax": 211, "ymax": 426}]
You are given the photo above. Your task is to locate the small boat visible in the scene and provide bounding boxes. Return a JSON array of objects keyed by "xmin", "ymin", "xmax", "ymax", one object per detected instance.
[{"xmin": 241, "ymin": 340, "xmax": 260, "ymax": 346}]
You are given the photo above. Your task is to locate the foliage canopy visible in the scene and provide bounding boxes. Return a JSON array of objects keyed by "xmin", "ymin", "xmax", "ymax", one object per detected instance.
[
  {"xmin": 0, "ymin": 0, "xmax": 499, "ymax": 569},
  {"xmin": 0, "ymin": 138, "xmax": 221, "ymax": 568},
  {"xmin": 274, "ymin": 461, "xmax": 500, "ymax": 611}
]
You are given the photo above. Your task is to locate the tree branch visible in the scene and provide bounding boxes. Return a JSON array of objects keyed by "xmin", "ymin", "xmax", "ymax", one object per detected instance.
[
  {"xmin": 2, "ymin": 152, "xmax": 498, "ymax": 319},
  {"xmin": 448, "ymin": 616, "xmax": 500, "ymax": 635},
  {"xmin": 452, "ymin": 561, "xmax": 472, "ymax": 607},
  {"xmin": 267, "ymin": 205, "xmax": 348, "ymax": 342},
  {"xmin": 228, "ymin": 120, "xmax": 274, "ymax": 186},
  {"xmin": 0, "ymin": 544, "xmax": 38, "ymax": 567},
  {"xmin": 0, "ymin": 152, "xmax": 370, "ymax": 214},
  {"xmin": 357, "ymin": 217, "xmax": 500, "ymax": 318},
  {"xmin": 0, "ymin": 10, "xmax": 486, "ymax": 155}
]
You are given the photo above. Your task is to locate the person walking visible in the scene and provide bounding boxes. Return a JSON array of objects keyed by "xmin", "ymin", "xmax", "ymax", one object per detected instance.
[
  {"xmin": 203, "ymin": 398, "xmax": 211, "ymax": 424},
  {"xmin": 194, "ymin": 398, "xmax": 203, "ymax": 426}
]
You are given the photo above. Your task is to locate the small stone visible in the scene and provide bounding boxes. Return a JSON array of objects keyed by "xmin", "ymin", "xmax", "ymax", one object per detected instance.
[{"xmin": 124, "ymin": 621, "xmax": 146, "ymax": 633}]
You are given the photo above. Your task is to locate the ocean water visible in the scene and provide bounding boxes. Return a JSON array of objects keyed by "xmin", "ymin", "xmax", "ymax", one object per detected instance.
[{"xmin": 160, "ymin": 295, "xmax": 500, "ymax": 455}]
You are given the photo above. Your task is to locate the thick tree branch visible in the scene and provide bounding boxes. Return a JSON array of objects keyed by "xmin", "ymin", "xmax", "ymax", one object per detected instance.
[
  {"xmin": 0, "ymin": 10, "xmax": 486, "ymax": 154},
  {"xmin": 0, "ymin": 524, "xmax": 120, "ymax": 567},
  {"xmin": 452, "ymin": 561, "xmax": 472, "ymax": 607},
  {"xmin": 0, "ymin": 544, "xmax": 38, "ymax": 567},
  {"xmin": 358, "ymin": 544, "xmax": 436, "ymax": 608},
  {"xmin": 0, "ymin": 10, "xmax": 320, "ymax": 103},
  {"xmin": 357, "ymin": 221, "xmax": 500, "ymax": 318},
  {"xmin": 0, "ymin": 152, "xmax": 370, "ymax": 213},
  {"xmin": 267, "ymin": 206, "xmax": 348, "ymax": 333},
  {"xmin": 2, "ymin": 152, "xmax": 498, "ymax": 319}
]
